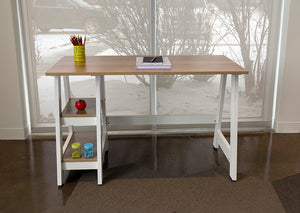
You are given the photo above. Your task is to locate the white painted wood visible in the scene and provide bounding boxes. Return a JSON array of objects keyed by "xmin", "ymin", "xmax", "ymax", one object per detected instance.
[
  {"xmin": 96, "ymin": 76, "xmax": 103, "ymax": 185},
  {"xmin": 216, "ymin": 130, "xmax": 230, "ymax": 160},
  {"xmin": 100, "ymin": 76, "xmax": 107, "ymax": 126},
  {"xmin": 61, "ymin": 117, "xmax": 97, "ymax": 126},
  {"xmin": 63, "ymin": 76, "xmax": 70, "ymax": 102},
  {"xmin": 100, "ymin": 76, "xmax": 108, "ymax": 153},
  {"xmin": 107, "ymin": 114, "xmax": 216, "ymax": 126},
  {"xmin": 62, "ymin": 126, "xmax": 73, "ymax": 154},
  {"xmin": 213, "ymin": 74, "xmax": 227, "ymax": 149},
  {"xmin": 230, "ymin": 74, "xmax": 239, "ymax": 181},
  {"xmin": 51, "ymin": 69, "xmax": 243, "ymax": 183},
  {"xmin": 62, "ymin": 161, "xmax": 98, "ymax": 170},
  {"xmin": 102, "ymin": 112, "xmax": 109, "ymax": 154},
  {"xmin": 54, "ymin": 76, "xmax": 63, "ymax": 186}
]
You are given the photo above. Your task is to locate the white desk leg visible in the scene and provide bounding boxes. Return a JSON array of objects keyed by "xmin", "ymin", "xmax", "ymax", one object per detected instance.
[
  {"xmin": 230, "ymin": 74, "xmax": 239, "ymax": 181},
  {"xmin": 96, "ymin": 76, "xmax": 103, "ymax": 185},
  {"xmin": 213, "ymin": 74, "xmax": 227, "ymax": 149},
  {"xmin": 63, "ymin": 76, "xmax": 70, "ymax": 103},
  {"xmin": 54, "ymin": 76, "xmax": 63, "ymax": 186},
  {"xmin": 100, "ymin": 76, "xmax": 108, "ymax": 154}
]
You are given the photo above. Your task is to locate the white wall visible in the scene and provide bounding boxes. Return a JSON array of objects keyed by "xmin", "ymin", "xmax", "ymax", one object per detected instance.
[
  {"xmin": 0, "ymin": 0, "xmax": 28, "ymax": 139},
  {"xmin": 274, "ymin": 0, "xmax": 300, "ymax": 133}
]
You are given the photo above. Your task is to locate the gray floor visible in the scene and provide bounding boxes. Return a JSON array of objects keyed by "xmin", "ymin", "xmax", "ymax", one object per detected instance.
[{"xmin": 0, "ymin": 132, "xmax": 300, "ymax": 212}]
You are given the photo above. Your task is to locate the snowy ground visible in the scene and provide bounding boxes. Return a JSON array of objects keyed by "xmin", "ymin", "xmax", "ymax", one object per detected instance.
[{"xmin": 35, "ymin": 32, "xmax": 262, "ymax": 122}]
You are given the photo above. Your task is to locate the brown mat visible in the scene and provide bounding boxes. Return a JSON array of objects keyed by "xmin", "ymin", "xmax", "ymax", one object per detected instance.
[
  {"xmin": 273, "ymin": 173, "xmax": 300, "ymax": 213},
  {"xmin": 47, "ymin": 170, "xmax": 285, "ymax": 213}
]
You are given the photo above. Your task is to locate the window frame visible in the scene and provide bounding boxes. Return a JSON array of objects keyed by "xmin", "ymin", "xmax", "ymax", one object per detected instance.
[{"xmin": 18, "ymin": 0, "xmax": 284, "ymax": 134}]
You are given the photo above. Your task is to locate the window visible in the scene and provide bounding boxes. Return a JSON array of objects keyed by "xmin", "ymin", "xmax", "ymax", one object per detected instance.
[{"xmin": 23, "ymin": 0, "xmax": 280, "ymax": 130}]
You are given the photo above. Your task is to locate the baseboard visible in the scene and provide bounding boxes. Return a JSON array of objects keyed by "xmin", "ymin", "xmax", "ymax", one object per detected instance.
[
  {"xmin": 274, "ymin": 120, "xmax": 300, "ymax": 133},
  {"xmin": 0, "ymin": 125, "xmax": 29, "ymax": 140}
]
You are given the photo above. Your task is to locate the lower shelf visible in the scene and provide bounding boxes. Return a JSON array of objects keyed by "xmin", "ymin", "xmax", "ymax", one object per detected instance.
[
  {"xmin": 62, "ymin": 131, "xmax": 97, "ymax": 162},
  {"xmin": 62, "ymin": 161, "xmax": 98, "ymax": 170}
]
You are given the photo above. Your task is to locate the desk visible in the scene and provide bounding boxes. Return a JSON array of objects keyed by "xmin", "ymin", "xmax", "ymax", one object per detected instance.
[{"xmin": 46, "ymin": 55, "xmax": 248, "ymax": 186}]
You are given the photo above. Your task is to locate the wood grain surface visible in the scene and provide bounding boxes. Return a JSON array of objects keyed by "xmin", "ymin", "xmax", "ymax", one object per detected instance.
[
  {"xmin": 62, "ymin": 132, "xmax": 97, "ymax": 162},
  {"xmin": 46, "ymin": 55, "xmax": 248, "ymax": 76},
  {"xmin": 61, "ymin": 98, "xmax": 96, "ymax": 117}
]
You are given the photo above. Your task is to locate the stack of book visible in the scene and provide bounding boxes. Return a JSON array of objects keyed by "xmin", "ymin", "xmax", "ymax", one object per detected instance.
[{"xmin": 136, "ymin": 56, "xmax": 172, "ymax": 69}]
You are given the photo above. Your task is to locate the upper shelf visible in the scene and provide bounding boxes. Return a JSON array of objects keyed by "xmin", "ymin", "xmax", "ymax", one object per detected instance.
[{"xmin": 62, "ymin": 98, "xmax": 96, "ymax": 117}]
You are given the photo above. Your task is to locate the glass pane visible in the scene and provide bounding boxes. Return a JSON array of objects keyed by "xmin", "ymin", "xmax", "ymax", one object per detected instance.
[
  {"xmin": 156, "ymin": 0, "xmax": 273, "ymax": 119},
  {"xmin": 99, "ymin": 0, "xmax": 151, "ymax": 115},
  {"xmin": 26, "ymin": 0, "xmax": 275, "ymax": 125},
  {"xmin": 27, "ymin": 0, "xmax": 151, "ymax": 123}
]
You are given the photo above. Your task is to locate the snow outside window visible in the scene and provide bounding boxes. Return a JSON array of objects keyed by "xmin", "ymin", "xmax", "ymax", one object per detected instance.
[
  {"xmin": 25, "ymin": 0, "xmax": 276, "ymax": 126},
  {"xmin": 156, "ymin": 0, "xmax": 274, "ymax": 118}
]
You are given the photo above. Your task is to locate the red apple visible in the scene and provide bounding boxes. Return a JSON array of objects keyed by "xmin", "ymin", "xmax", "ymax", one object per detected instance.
[{"xmin": 75, "ymin": 99, "xmax": 86, "ymax": 110}]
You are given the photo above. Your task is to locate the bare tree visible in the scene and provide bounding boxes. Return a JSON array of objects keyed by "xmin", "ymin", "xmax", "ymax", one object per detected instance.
[
  {"xmin": 212, "ymin": 0, "xmax": 271, "ymax": 99},
  {"xmin": 157, "ymin": 0, "xmax": 216, "ymax": 84},
  {"xmin": 97, "ymin": 0, "xmax": 216, "ymax": 88}
]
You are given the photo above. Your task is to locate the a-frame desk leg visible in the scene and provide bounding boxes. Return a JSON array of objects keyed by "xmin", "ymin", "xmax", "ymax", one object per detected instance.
[
  {"xmin": 213, "ymin": 74, "xmax": 239, "ymax": 181},
  {"xmin": 213, "ymin": 74, "xmax": 227, "ymax": 149},
  {"xmin": 230, "ymin": 74, "xmax": 239, "ymax": 181},
  {"xmin": 96, "ymin": 76, "xmax": 103, "ymax": 185},
  {"xmin": 54, "ymin": 76, "xmax": 63, "ymax": 186}
]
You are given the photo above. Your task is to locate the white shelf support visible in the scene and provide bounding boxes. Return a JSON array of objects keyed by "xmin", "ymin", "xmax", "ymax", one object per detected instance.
[
  {"xmin": 62, "ymin": 161, "xmax": 98, "ymax": 170},
  {"xmin": 213, "ymin": 74, "xmax": 227, "ymax": 148},
  {"xmin": 107, "ymin": 114, "xmax": 215, "ymax": 126},
  {"xmin": 63, "ymin": 125, "xmax": 73, "ymax": 154},
  {"xmin": 100, "ymin": 76, "xmax": 108, "ymax": 153},
  {"xmin": 63, "ymin": 76, "xmax": 71, "ymax": 102},
  {"xmin": 216, "ymin": 130, "xmax": 230, "ymax": 160},
  {"xmin": 54, "ymin": 76, "xmax": 63, "ymax": 186},
  {"xmin": 213, "ymin": 74, "xmax": 239, "ymax": 181},
  {"xmin": 96, "ymin": 76, "xmax": 103, "ymax": 185},
  {"xmin": 230, "ymin": 74, "xmax": 239, "ymax": 181}
]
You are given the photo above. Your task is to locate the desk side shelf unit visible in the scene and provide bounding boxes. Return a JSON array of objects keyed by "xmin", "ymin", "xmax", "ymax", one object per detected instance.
[
  {"xmin": 54, "ymin": 76, "xmax": 107, "ymax": 186},
  {"xmin": 61, "ymin": 98, "xmax": 97, "ymax": 165}
]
